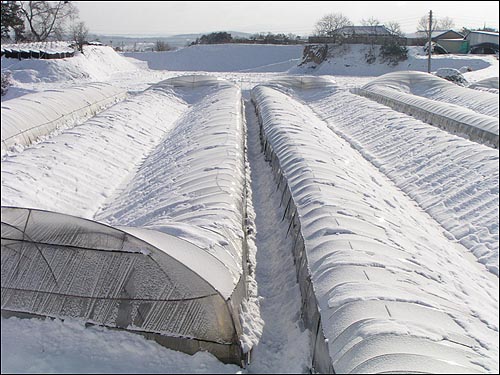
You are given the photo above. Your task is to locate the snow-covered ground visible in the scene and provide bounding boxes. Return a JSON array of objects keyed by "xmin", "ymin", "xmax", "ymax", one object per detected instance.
[
  {"xmin": 123, "ymin": 44, "xmax": 304, "ymax": 72},
  {"xmin": 1, "ymin": 42, "xmax": 499, "ymax": 373},
  {"xmin": 291, "ymin": 43, "xmax": 497, "ymax": 77}
]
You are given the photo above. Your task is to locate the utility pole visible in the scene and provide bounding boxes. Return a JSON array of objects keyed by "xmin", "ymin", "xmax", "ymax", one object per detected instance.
[{"xmin": 427, "ymin": 10, "xmax": 432, "ymax": 73}]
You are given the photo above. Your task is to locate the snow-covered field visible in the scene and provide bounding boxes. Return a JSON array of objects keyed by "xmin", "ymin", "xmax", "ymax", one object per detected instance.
[{"xmin": 1, "ymin": 43, "xmax": 499, "ymax": 373}]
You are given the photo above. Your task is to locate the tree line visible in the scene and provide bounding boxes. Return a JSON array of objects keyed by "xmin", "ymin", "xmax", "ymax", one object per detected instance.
[
  {"xmin": 1, "ymin": 1, "xmax": 89, "ymax": 52},
  {"xmin": 190, "ymin": 31, "xmax": 303, "ymax": 46}
]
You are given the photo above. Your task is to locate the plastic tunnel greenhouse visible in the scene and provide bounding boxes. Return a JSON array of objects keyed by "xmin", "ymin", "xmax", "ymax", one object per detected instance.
[
  {"xmin": 1, "ymin": 206, "xmax": 246, "ymax": 364},
  {"xmin": 1, "ymin": 75, "xmax": 250, "ymax": 366},
  {"xmin": 1, "ymin": 82, "xmax": 126, "ymax": 152}
]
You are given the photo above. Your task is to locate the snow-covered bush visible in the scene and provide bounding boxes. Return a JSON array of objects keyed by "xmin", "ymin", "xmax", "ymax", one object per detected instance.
[
  {"xmin": 379, "ymin": 40, "xmax": 408, "ymax": 65},
  {"xmin": 435, "ymin": 68, "xmax": 469, "ymax": 86},
  {"xmin": 299, "ymin": 44, "xmax": 328, "ymax": 67},
  {"xmin": 1, "ymin": 72, "xmax": 12, "ymax": 96},
  {"xmin": 364, "ymin": 45, "xmax": 377, "ymax": 64}
]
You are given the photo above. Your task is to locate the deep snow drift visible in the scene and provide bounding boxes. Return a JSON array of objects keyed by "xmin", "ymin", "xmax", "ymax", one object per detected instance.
[{"xmin": 1, "ymin": 45, "xmax": 138, "ymax": 84}]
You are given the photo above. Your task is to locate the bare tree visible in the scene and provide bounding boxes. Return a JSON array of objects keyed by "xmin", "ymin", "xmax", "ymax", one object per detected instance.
[
  {"xmin": 155, "ymin": 40, "xmax": 172, "ymax": 51},
  {"xmin": 438, "ymin": 17, "xmax": 455, "ymax": 30},
  {"xmin": 361, "ymin": 17, "xmax": 381, "ymax": 27},
  {"xmin": 386, "ymin": 21, "xmax": 404, "ymax": 37},
  {"xmin": 418, "ymin": 14, "xmax": 435, "ymax": 34},
  {"xmin": 71, "ymin": 21, "xmax": 88, "ymax": 53},
  {"xmin": 418, "ymin": 14, "xmax": 456, "ymax": 34},
  {"xmin": 20, "ymin": 1, "xmax": 77, "ymax": 41},
  {"xmin": 313, "ymin": 12, "xmax": 352, "ymax": 43}
]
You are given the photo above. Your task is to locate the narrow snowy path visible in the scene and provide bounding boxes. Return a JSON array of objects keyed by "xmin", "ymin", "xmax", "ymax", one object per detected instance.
[{"xmin": 244, "ymin": 99, "xmax": 311, "ymax": 374}]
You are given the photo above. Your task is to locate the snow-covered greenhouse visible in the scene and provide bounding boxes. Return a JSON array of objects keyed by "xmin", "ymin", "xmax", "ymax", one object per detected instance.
[
  {"xmin": 1, "ymin": 206, "xmax": 246, "ymax": 363},
  {"xmin": 1, "ymin": 75, "xmax": 249, "ymax": 365},
  {"xmin": 1, "ymin": 82, "xmax": 126, "ymax": 152},
  {"xmin": 251, "ymin": 79, "xmax": 497, "ymax": 373},
  {"xmin": 357, "ymin": 71, "xmax": 499, "ymax": 148}
]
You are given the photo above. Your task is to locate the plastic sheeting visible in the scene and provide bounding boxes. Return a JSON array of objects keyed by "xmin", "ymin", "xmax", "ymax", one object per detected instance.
[
  {"xmin": 356, "ymin": 71, "xmax": 499, "ymax": 148},
  {"xmin": 1, "ymin": 82, "xmax": 127, "ymax": 152},
  {"xmin": 469, "ymin": 77, "xmax": 499, "ymax": 93},
  {"xmin": 251, "ymin": 82, "xmax": 495, "ymax": 374},
  {"xmin": 1, "ymin": 42, "xmax": 75, "ymax": 59},
  {"xmin": 263, "ymin": 75, "xmax": 336, "ymax": 90},
  {"xmin": 1, "ymin": 206, "xmax": 245, "ymax": 364},
  {"xmin": 1, "ymin": 76, "xmax": 249, "ymax": 365},
  {"xmin": 361, "ymin": 71, "xmax": 498, "ymax": 117},
  {"xmin": 157, "ymin": 74, "xmax": 231, "ymax": 88},
  {"xmin": 95, "ymin": 76, "xmax": 248, "ymax": 294}
]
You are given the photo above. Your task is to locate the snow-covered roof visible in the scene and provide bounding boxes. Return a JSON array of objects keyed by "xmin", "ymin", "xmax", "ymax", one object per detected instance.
[
  {"xmin": 407, "ymin": 29, "xmax": 464, "ymax": 39},
  {"xmin": 465, "ymin": 31, "xmax": 500, "ymax": 46},
  {"xmin": 335, "ymin": 25, "xmax": 394, "ymax": 36},
  {"xmin": 96, "ymin": 77, "xmax": 247, "ymax": 286},
  {"xmin": 251, "ymin": 81, "xmax": 498, "ymax": 373},
  {"xmin": 467, "ymin": 30, "xmax": 500, "ymax": 37}
]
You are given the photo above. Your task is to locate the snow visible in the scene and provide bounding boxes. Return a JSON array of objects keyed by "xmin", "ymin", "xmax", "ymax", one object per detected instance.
[
  {"xmin": 1, "ymin": 316, "xmax": 241, "ymax": 374},
  {"xmin": 1, "ymin": 86, "xmax": 187, "ymax": 218},
  {"xmin": 292, "ymin": 80, "xmax": 499, "ymax": 276},
  {"xmin": 94, "ymin": 78, "xmax": 247, "ymax": 293},
  {"xmin": 2, "ymin": 45, "xmax": 138, "ymax": 84},
  {"xmin": 243, "ymin": 100, "xmax": 312, "ymax": 373},
  {"xmin": 290, "ymin": 44, "xmax": 496, "ymax": 77},
  {"xmin": 435, "ymin": 67, "xmax": 469, "ymax": 86},
  {"xmin": 1, "ymin": 42, "xmax": 498, "ymax": 373},
  {"xmin": 1, "ymin": 82, "xmax": 126, "ymax": 154},
  {"xmin": 354, "ymin": 71, "xmax": 499, "ymax": 149},
  {"xmin": 361, "ymin": 70, "xmax": 498, "ymax": 118},
  {"xmin": 123, "ymin": 44, "xmax": 303, "ymax": 72},
  {"xmin": 252, "ymin": 83, "xmax": 498, "ymax": 372},
  {"xmin": 469, "ymin": 77, "xmax": 500, "ymax": 94}
]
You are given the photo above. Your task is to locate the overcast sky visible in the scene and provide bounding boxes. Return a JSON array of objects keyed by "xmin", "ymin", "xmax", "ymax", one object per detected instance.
[{"xmin": 74, "ymin": 1, "xmax": 500, "ymax": 36}]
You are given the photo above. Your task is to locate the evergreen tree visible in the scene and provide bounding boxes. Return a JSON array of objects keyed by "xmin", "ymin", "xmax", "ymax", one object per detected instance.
[
  {"xmin": 1, "ymin": 1, "xmax": 24, "ymax": 41},
  {"xmin": 198, "ymin": 32, "xmax": 233, "ymax": 44}
]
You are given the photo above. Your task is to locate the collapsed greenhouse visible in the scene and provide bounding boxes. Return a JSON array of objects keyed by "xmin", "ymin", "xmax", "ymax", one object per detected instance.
[{"xmin": 1, "ymin": 76, "xmax": 250, "ymax": 365}]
